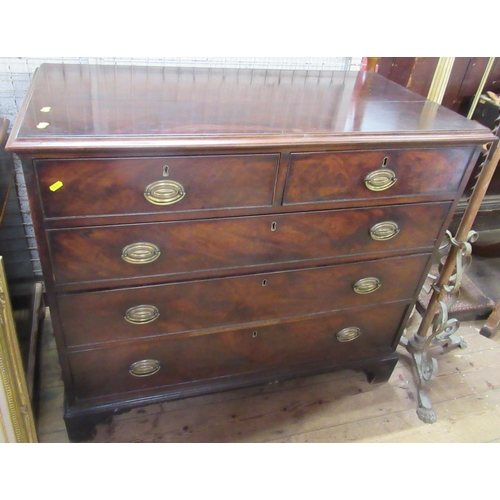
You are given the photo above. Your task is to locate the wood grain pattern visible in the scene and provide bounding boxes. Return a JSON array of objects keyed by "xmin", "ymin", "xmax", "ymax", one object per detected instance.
[
  {"xmin": 284, "ymin": 148, "xmax": 476, "ymax": 205},
  {"xmin": 6, "ymin": 65, "xmax": 493, "ymax": 155},
  {"xmin": 48, "ymin": 203, "xmax": 450, "ymax": 286},
  {"xmin": 377, "ymin": 58, "xmax": 440, "ymax": 97},
  {"xmin": 7, "ymin": 63, "xmax": 496, "ymax": 441},
  {"xmin": 35, "ymin": 315, "xmax": 500, "ymax": 443},
  {"xmin": 67, "ymin": 301, "xmax": 409, "ymax": 401},
  {"xmin": 36, "ymin": 154, "xmax": 279, "ymax": 218},
  {"xmin": 57, "ymin": 253, "xmax": 430, "ymax": 348}
]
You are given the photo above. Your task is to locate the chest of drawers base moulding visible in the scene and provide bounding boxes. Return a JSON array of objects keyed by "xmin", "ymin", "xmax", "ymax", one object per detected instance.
[{"xmin": 6, "ymin": 63, "xmax": 496, "ymax": 442}]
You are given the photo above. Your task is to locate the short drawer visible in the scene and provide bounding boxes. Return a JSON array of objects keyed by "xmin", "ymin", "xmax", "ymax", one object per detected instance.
[
  {"xmin": 35, "ymin": 154, "xmax": 279, "ymax": 218},
  {"xmin": 48, "ymin": 202, "xmax": 449, "ymax": 285},
  {"xmin": 283, "ymin": 147, "xmax": 475, "ymax": 205},
  {"xmin": 58, "ymin": 253, "xmax": 430, "ymax": 347},
  {"xmin": 67, "ymin": 300, "xmax": 409, "ymax": 401}
]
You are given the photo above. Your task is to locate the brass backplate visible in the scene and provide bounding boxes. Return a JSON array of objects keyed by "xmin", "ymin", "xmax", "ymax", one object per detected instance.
[
  {"xmin": 370, "ymin": 221, "xmax": 400, "ymax": 241},
  {"xmin": 336, "ymin": 326, "xmax": 362, "ymax": 342},
  {"xmin": 125, "ymin": 304, "xmax": 160, "ymax": 324},
  {"xmin": 122, "ymin": 242, "xmax": 161, "ymax": 264},
  {"xmin": 364, "ymin": 168, "xmax": 397, "ymax": 192},
  {"xmin": 144, "ymin": 179, "xmax": 185, "ymax": 206},
  {"xmin": 353, "ymin": 276, "xmax": 381, "ymax": 294},
  {"xmin": 129, "ymin": 359, "xmax": 161, "ymax": 377}
]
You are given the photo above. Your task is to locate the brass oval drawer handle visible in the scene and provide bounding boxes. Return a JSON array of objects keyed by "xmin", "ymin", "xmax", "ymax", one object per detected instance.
[
  {"xmin": 125, "ymin": 305, "xmax": 160, "ymax": 325},
  {"xmin": 364, "ymin": 168, "xmax": 397, "ymax": 192},
  {"xmin": 336, "ymin": 326, "xmax": 362, "ymax": 342},
  {"xmin": 129, "ymin": 359, "xmax": 161, "ymax": 377},
  {"xmin": 122, "ymin": 242, "xmax": 161, "ymax": 264},
  {"xmin": 144, "ymin": 179, "xmax": 186, "ymax": 206},
  {"xmin": 370, "ymin": 221, "xmax": 400, "ymax": 241},
  {"xmin": 353, "ymin": 277, "xmax": 381, "ymax": 294}
]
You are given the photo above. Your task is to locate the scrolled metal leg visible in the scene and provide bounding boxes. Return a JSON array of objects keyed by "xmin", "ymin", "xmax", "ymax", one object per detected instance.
[
  {"xmin": 400, "ymin": 230, "xmax": 477, "ymax": 424},
  {"xmin": 402, "ymin": 126, "xmax": 500, "ymax": 424},
  {"xmin": 416, "ymin": 390, "xmax": 437, "ymax": 424}
]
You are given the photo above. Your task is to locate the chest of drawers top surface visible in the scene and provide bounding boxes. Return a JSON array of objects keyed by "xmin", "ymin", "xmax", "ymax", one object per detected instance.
[
  {"xmin": 5, "ymin": 63, "xmax": 496, "ymax": 440},
  {"xmin": 6, "ymin": 63, "xmax": 493, "ymax": 155}
]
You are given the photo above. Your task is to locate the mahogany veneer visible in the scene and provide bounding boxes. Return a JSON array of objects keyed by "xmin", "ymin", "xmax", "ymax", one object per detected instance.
[
  {"xmin": 6, "ymin": 63, "xmax": 494, "ymax": 441},
  {"xmin": 48, "ymin": 203, "xmax": 450, "ymax": 287}
]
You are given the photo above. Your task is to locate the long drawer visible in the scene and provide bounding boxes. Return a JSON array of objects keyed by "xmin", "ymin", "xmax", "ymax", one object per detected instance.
[
  {"xmin": 35, "ymin": 154, "xmax": 280, "ymax": 219},
  {"xmin": 59, "ymin": 253, "xmax": 430, "ymax": 347},
  {"xmin": 283, "ymin": 147, "xmax": 474, "ymax": 205},
  {"xmin": 67, "ymin": 300, "xmax": 410, "ymax": 401},
  {"xmin": 48, "ymin": 202, "xmax": 449, "ymax": 285}
]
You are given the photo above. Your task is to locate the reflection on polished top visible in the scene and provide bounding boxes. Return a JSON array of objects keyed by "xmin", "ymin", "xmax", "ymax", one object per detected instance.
[{"xmin": 7, "ymin": 63, "xmax": 492, "ymax": 152}]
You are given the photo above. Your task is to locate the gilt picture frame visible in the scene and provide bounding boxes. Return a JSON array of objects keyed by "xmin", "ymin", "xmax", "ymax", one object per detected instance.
[{"xmin": 0, "ymin": 256, "xmax": 37, "ymax": 443}]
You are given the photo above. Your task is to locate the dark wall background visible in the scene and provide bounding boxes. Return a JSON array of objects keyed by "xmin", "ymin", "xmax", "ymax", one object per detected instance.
[{"xmin": 377, "ymin": 57, "xmax": 500, "ymax": 116}]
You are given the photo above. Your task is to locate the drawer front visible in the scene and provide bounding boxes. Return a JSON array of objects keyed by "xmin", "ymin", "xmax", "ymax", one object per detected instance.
[
  {"xmin": 283, "ymin": 148, "xmax": 474, "ymax": 205},
  {"xmin": 36, "ymin": 154, "xmax": 279, "ymax": 218},
  {"xmin": 59, "ymin": 253, "xmax": 430, "ymax": 347},
  {"xmin": 49, "ymin": 202, "xmax": 449, "ymax": 285},
  {"xmin": 68, "ymin": 300, "xmax": 409, "ymax": 400}
]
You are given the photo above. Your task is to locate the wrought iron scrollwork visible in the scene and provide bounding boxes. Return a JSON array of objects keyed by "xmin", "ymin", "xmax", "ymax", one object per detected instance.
[
  {"xmin": 400, "ymin": 102, "xmax": 500, "ymax": 425},
  {"xmin": 401, "ymin": 229, "xmax": 480, "ymax": 423}
]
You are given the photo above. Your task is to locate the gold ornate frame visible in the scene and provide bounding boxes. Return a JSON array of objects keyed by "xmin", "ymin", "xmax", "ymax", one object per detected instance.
[{"xmin": 0, "ymin": 256, "xmax": 37, "ymax": 442}]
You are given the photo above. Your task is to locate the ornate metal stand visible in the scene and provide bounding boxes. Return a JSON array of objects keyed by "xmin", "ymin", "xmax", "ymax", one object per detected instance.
[
  {"xmin": 400, "ymin": 230, "xmax": 476, "ymax": 423},
  {"xmin": 400, "ymin": 123, "xmax": 500, "ymax": 423}
]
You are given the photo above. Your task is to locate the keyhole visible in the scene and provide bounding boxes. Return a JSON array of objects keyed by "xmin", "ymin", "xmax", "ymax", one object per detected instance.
[
  {"xmin": 271, "ymin": 221, "xmax": 277, "ymax": 232},
  {"xmin": 382, "ymin": 157, "xmax": 388, "ymax": 168},
  {"xmin": 252, "ymin": 331, "xmax": 258, "ymax": 338},
  {"xmin": 262, "ymin": 279, "xmax": 267, "ymax": 286},
  {"xmin": 163, "ymin": 165, "xmax": 169, "ymax": 177}
]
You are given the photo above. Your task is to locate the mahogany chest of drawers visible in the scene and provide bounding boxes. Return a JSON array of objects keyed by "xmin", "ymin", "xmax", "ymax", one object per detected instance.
[{"xmin": 6, "ymin": 63, "xmax": 493, "ymax": 441}]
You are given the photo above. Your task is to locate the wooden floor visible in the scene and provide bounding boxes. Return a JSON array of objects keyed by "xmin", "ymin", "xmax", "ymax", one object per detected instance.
[{"xmin": 34, "ymin": 307, "xmax": 500, "ymax": 443}]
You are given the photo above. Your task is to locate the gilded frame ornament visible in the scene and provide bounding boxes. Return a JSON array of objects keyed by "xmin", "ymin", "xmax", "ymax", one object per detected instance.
[{"xmin": 0, "ymin": 256, "xmax": 37, "ymax": 442}]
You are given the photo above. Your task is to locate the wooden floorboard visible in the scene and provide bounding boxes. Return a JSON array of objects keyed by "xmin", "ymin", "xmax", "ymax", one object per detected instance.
[{"xmin": 34, "ymin": 309, "xmax": 500, "ymax": 443}]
